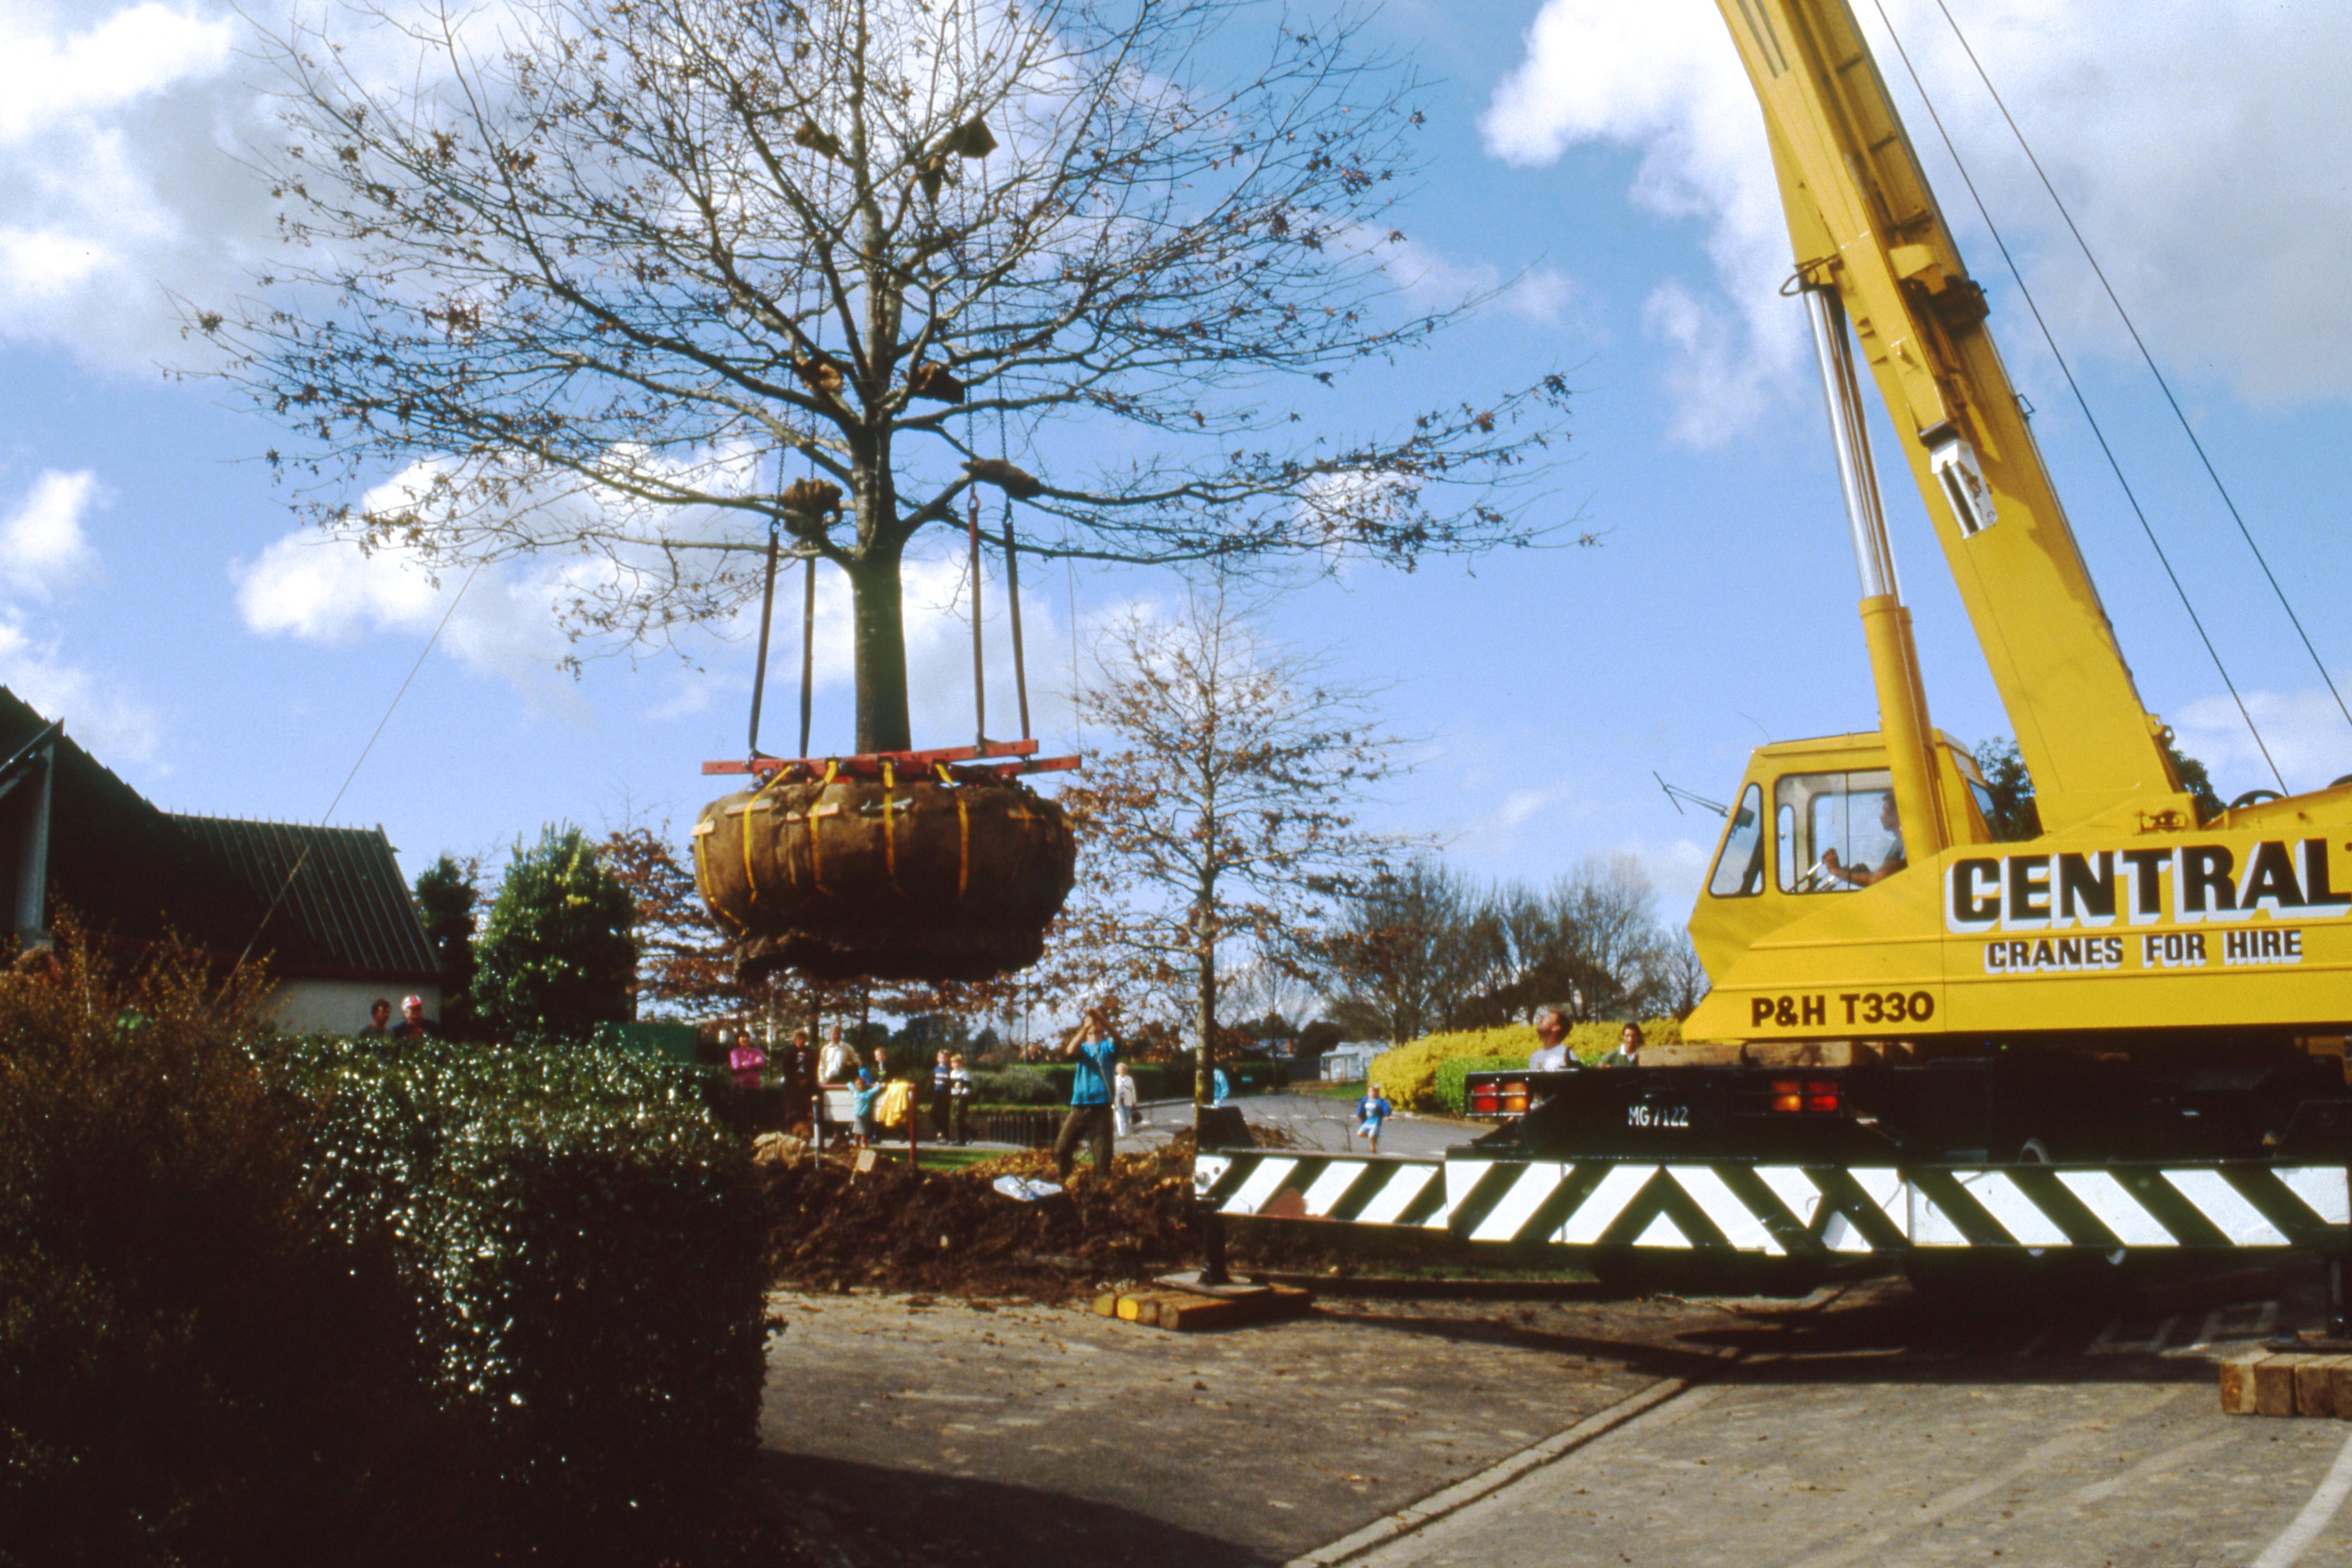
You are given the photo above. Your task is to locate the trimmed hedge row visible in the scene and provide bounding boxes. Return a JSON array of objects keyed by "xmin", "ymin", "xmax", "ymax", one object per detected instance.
[
  {"xmin": 263, "ymin": 1037, "xmax": 769, "ymax": 1543},
  {"xmin": 1371, "ymin": 1019, "xmax": 1684, "ymax": 1110}
]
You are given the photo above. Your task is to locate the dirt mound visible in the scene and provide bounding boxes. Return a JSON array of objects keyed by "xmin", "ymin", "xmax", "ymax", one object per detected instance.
[{"xmin": 762, "ymin": 1146, "xmax": 1196, "ymax": 1297}]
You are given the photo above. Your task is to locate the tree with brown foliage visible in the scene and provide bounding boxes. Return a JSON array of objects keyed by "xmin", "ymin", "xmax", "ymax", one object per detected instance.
[
  {"xmin": 1058, "ymin": 590, "xmax": 1405, "ymax": 1104},
  {"xmin": 197, "ymin": 0, "xmax": 1579, "ymax": 753}
]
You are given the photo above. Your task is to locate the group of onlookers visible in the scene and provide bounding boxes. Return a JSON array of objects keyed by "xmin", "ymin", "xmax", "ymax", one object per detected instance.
[{"xmin": 353, "ymin": 995, "xmax": 437, "ymax": 1040}]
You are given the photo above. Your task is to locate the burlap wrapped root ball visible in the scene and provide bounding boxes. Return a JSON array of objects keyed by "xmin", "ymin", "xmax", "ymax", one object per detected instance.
[{"xmin": 694, "ymin": 774, "xmax": 1076, "ymax": 982}]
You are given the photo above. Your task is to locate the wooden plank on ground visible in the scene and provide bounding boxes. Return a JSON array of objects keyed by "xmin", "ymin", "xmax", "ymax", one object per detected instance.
[
  {"xmin": 2220, "ymin": 1352, "xmax": 2267, "ymax": 1415},
  {"xmin": 1091, "ymin": 1291, "xmax": 1120, "ymax": 1317},
  {"xmin": 2257, "ymin": 1354, "xmax": 2317, "ymax": 1417},
  {"xmin": 2299, "ymin": 1356, "xmax": 2352, "ymax": 1418},
  {"xmin": 2220, "ymin": 1352, "xmax": 2265, "ymax": 1415}
]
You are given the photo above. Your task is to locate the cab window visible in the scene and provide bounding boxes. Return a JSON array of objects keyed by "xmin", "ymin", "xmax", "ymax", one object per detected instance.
[
  {"xmin": 1706, "ymin": 784, "xmax": 1765, "ymax": 897},
  {"xmin": 1774, "ymin": 769, "xmax": 1898, "ymax": 893}
]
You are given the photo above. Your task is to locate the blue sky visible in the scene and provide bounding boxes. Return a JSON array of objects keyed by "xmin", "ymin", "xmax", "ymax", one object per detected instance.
[{"xmin": 4, "ymin": 0, "xmax": 2350, "ymax": 932}]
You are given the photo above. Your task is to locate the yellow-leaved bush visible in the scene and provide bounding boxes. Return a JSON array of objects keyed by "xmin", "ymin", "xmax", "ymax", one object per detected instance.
[{"xmin": 1368, "ymin": 1018, "xmax": 1685, "ymax": 1111}]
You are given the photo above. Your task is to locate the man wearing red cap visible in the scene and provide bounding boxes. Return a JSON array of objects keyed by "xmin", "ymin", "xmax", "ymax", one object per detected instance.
[{"xmin": 389, "ymin": 995, "xmax": 436, "ymax": 1043}]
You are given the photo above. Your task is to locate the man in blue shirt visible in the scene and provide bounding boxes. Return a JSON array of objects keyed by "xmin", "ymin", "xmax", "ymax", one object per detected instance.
[{"xmin": 1053, "ymin": 1005, "xmax": 1119, "ymax": 1183}]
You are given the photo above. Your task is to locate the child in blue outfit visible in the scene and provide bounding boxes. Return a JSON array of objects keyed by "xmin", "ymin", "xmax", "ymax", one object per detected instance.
[
  {"xmin": 1053, "ymin": 1005, "xmax": 1119, "ymax": 1183},
  {"xmin": 850, "ymin": 1070, "xmax": 884, "ymax": 1147},
  {"xmin": 1354, "ymin": 1086, "xmax": 1394, "ymax": 1154}
]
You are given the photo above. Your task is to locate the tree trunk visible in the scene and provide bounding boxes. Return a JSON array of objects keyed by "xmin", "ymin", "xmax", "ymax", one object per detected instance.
[
  {"xmin": 1193, "ymin": 912, "xmax": 1217, "ymax": 1109},
  {"xmin": 845, "ymin": 546, "xmax": 912, "ymax": 753}
]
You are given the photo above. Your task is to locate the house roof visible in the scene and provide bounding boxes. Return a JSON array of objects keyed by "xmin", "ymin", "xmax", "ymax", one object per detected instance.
[
  {"xmin": 172, "ymin": 815, "xmax": 443, "ymax": 982},
  {"xmin": 1, "ymin": 687, "xmax": 443, "ymax": 984}
]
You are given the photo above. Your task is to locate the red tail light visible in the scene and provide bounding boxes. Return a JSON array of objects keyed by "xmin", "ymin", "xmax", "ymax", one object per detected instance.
[
  {"xmin": 1469, "ymin": 1084, "xmax": 1500, "ymax": 1114},
  {"xmin": 1768, "ymin": 1077, "xmax": 1844, "ymax": 1114}
]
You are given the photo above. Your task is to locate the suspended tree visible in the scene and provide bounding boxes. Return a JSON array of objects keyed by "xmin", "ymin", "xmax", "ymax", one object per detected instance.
[{"xmin": 197, "ymin": 0, "xmax": 1577, "ymax": 752}]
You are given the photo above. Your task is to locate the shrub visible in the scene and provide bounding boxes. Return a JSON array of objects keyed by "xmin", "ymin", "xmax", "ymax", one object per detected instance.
[
  {"xmin": 1369, "ymin": 1018, "xmax": 1683, "ymax": 1110},
  {"xmin": 472, "ymin": 824, "xmax": 637, "ymax": 1042},
  {"xmin": 265, "ymin": 1037, "xmax": 769, "ymax": 1551},
  {"xmin": 967, "ymin": 1066, "xmax": 1063, "ymax": 1105},
  {"xmin": 1432, "ymin": 1054, "xmax": 1529, "ymax": 1115},
  {"xmin": 0, "ymin": 927, "xmax": 458, "ymax": 1568},
  {"xmin": 0, "ymin": 922, "xmax": 771, "ymax": 1567}
]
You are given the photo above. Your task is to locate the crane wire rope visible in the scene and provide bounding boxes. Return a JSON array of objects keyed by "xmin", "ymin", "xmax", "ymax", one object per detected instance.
[
  {"xmin": 1928, "ymin": 0, "xmax": 2352, "ymax": 740},
  {"xmin": 1868, "ymin": 0, "xmax": 2286, "ymax": 795},
  {"xmin": 234, "ymin": 561, "xmax": 481, "ymax": 976}
]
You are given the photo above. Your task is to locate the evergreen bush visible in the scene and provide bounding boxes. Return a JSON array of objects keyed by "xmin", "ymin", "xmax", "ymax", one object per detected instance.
[
  {"xmin": 1, "ymin": 924, "xmax": 769, "ymax": 1566},
  {"xmin": 0, "ymin": 931, "xmax": 461, "ymax": 1567},
  {"xmin": 265, "ymin": 1037, "xmax": 769, "ymax": 1547}
]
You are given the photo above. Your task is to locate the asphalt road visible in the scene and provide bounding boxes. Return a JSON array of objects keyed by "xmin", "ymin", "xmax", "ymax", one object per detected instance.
[
  {"xmin": 1120, "ymin": 1093, "xmax": 1483, "ymax": 1159},
  {"xmin": 1341, "ymin": 1301, "xmax": 2351, "ymax": 1568},
  {"xmin": 759, "ymin": 1272, "xmax": 2351, "ymax": 1568}
]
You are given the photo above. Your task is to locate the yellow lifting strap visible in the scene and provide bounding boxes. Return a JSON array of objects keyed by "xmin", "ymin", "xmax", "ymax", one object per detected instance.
[
  {"xmin": 808, "ymin": 758, "xmax": 839, "ymax": 895},
  {"xmin": 881, "ymin": 758, "xmax": 902, "ymax": 893},
  {"xmin": 930, "ymin": 761, "xmax": 969, "ymax": 899},
  {"xmin": 690, "ymin": 818, "xmax": 743, "ymax": 933}
]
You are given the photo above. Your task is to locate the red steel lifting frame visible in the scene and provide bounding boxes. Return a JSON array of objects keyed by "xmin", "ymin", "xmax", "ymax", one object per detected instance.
[{"xmin": 702, "ymin": 737, "xmax": 1079, "ymax": 783}]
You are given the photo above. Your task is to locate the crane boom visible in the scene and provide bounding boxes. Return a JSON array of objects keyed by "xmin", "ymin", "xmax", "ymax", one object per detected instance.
[{"xmin": 1717, "ymin": 0, "xmax": 2190, "ymax": 833}]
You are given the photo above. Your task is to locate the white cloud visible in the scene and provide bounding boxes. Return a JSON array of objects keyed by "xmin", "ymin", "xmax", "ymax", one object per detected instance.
[
  {"xmin": 2172, "ymin": 682, "xmax": 2352, "ymax": 800},
  {"xmin": 1483, "ymin": 0, "xmax": 2352, "ymax": 435},
  {"xmin": 1336, "ymin": 222, "xmax": 1575, "ymax": 326},
  {"xmin": 1482, "ymin": 0, "xmax": 1794, "ymax": 443},
  {"xmin": 0, "ymin": 618, "xmax": 161, "ymax": 764},
  {"xmin": 0, "ymin": 466, "xmax": 155, "ymax": 762},
  {"xmin": 0, "ymin": 469, "xmax": 104, "ymax": 600},
  {"xmin": 232, "ymin": 526, "xmax": 596, "ymax": 718}
]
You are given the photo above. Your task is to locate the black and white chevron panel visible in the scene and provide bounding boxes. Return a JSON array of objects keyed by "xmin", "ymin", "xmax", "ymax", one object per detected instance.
[
  {"xmin": 1194, "ymin": 1151, "xmax": 2352, "ymax": 1254},
  {"xmin": 1193, "ymin": 1152, "xmax": 1453, "ymax": 1229}
]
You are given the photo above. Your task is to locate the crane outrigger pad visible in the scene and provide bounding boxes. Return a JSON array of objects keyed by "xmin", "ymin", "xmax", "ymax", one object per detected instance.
[{"xmin": 1194, "ymin": 1149, "xmax": 2351, "ymax": 1258}]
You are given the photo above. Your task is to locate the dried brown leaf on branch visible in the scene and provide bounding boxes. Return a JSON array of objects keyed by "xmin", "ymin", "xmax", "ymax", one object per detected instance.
[{"xmin": 201, "ymin": 0, "xmax": 1581, "ymax": 754}]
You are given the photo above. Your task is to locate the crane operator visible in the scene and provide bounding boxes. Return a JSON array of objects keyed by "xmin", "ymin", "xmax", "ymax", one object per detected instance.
[{"xmin": 1819, "ymin": 793, "xmax": 1906, "ymax": 888}]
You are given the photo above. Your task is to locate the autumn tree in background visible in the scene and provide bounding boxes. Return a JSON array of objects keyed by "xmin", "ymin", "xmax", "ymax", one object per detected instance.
[
  {"xmin": 410, "ymin": 853, "xmax": 481, "ymax": 1038},
  {"xmin": 1060, "ymin": 590, "xmax": 1406, "ymax": 1105},
  {"xmin": 596, "ymin": 825, "xmax": 738, "ymax": 1020},
  {"xmin": 201, "ymin": 0, "xmax": 1579, "ymax": 753},
  {"xmin": 1319, "ymin": 854, "xmax": 1686, "ymax": 1040},
  {"xmin": 1315, "ymin": 858, "xmax": 1493, "ymax": 1045}
]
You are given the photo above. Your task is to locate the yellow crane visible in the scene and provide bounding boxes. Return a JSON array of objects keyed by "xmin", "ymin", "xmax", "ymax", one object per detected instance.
[
  {"xmin": 1192, "ymin": 1, "xmax": 2352, "ymax": 1291},
  {"xmin": 1684, "ymin": 0, "xmax": 2352, "ymax": 1055}
]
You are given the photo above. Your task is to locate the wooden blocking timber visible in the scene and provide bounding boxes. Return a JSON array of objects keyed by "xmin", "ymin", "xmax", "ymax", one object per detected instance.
[
  {"xmin": 2257, "ymin": 1355, "xmax": 2316, "ymax": 1417},
  {"xmin": 1091, "ymin": 1291, "xmax": 1121, "ymax": 1318},
  {"xmin": 2297, "ymin": 1356, "xmax": 2352, "ymax": 1417},
  {"xmin": 2220, "ymin": 1352, "xmax": 2266, "ymax": 1415}
]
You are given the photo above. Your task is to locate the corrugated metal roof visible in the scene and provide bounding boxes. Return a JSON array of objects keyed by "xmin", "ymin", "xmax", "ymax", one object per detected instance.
[
  {"xmin": 170, "ymin": 815, "xmax": 442, "ymax": 981},
  {"xmin": 3, "ymin": 685, "xmax": 444, "ymax": 983}
]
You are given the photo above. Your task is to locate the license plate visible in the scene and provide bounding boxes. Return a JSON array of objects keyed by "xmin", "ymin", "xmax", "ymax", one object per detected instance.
[{"xmin": 1626, "ymin": 1102, "xmax": 1690, "ymax": 1129}]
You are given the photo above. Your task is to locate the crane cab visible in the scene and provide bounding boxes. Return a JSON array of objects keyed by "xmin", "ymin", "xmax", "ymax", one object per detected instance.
[{"xmin": 1690, "ymin": 731, "xmax": 1994, "ymax": 988}]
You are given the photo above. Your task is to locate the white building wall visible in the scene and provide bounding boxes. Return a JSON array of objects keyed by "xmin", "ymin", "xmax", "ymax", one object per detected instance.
[{"xmin": 272, "ymin": 978, "xmax": 442, "ymax": 1037}]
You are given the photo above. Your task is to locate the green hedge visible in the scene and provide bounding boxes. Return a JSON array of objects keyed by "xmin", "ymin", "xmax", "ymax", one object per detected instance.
[
  {"xmin": 265, "ymin": 1038, "xmax": 768, "ymax": 1550},
  {"xmin": 986, "ymin": 1061, "xmax": 1287, "ymax": 1103},
  {"xmin": 1432, "ymin": 1056, "xmax": 1529, "ymax": 1116}
]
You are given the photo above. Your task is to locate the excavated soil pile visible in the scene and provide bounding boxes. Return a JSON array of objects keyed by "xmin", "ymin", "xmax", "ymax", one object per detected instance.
[
  {"xmin": 760, "ymin": 1123, "xmax": 1495, "ymax": 1296},
  {"xmin": 761, "ymin": 1146, "xmax": 1197, "ymax": 1296}
]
